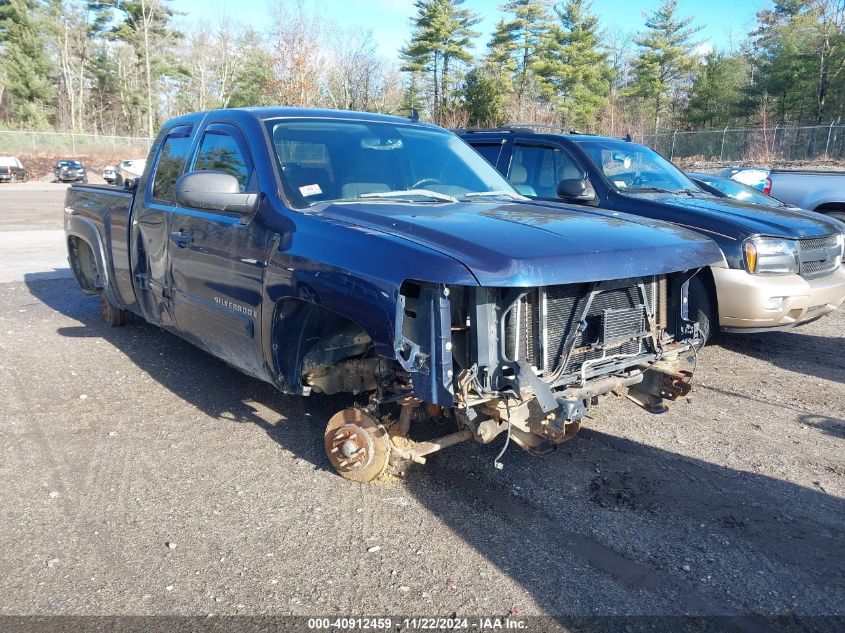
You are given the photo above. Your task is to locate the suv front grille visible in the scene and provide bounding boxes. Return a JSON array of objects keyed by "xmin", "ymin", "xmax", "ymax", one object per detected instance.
[{"xmin": 798, "ymin": 236, "xmax": 840, "ymax": 279}]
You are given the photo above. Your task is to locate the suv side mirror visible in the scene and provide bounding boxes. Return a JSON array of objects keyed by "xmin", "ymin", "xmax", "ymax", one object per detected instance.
[
  {"xmin": 556, "ymin": 178, "xmax": 596, "ymax": 203},
  {"xmin": 175, "ymin": 171, "xmax": 258, "ymax": 217}
]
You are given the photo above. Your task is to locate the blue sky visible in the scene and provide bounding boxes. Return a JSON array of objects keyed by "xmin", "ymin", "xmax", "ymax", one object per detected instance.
[{"xmin": 171, "ymin": 0, "xmax": 766, "ymax": 60}]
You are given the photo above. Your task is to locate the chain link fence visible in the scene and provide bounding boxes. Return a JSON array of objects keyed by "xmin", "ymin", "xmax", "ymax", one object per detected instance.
[
  {"xmin": 0, "ymin": 130, "xmax": 154, "ymax": 155},
  {"xmin": 636, "ymin": 124, "xmax": 845, "ymax": 163},
  {"xmin": 3, "ymin": 124, "xmax": 844, "ymax": 165}
]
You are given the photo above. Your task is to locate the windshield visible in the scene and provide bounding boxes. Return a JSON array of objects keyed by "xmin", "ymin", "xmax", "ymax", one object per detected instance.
[
  {"xmin": 697, "ymin": 176, "xmax": 782, "ymax": 207},
  {"xmin": 58, "ymin": 160, "xmax": 82, "ymax": 168},
  {"xmin": 266, "ymin": 118, "xmax": 517, "ymax": 207},
  {"xmin": 576, "ymin": 139, "xmax": 697, "ymax": 194}
]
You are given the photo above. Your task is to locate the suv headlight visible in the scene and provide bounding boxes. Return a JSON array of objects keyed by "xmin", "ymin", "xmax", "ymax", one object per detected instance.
[{"xmin": 743, "ymin": 237, "xmax": 799, "ymax": 275}]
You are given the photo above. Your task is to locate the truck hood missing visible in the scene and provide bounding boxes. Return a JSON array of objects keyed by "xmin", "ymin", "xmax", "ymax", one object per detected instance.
[{"xmin": 321, "ymin": 200, "xmax": 724, "ymax": 287}]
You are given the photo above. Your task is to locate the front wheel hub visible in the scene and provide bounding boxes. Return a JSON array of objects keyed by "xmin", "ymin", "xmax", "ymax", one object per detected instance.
[{"xmin": 324, "ymin": 408, "xmax": 390, "ymax": 483}]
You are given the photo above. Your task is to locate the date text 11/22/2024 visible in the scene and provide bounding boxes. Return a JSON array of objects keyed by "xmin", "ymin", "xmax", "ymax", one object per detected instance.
[{"xmin": 306, "ymin": 617, "xmax": 527, "ymax": 630}]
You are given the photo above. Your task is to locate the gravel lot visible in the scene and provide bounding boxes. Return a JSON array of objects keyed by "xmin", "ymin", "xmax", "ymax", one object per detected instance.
[{"xmin": 0, "ymin": 183, "xmax": 843, "ymax": 624}]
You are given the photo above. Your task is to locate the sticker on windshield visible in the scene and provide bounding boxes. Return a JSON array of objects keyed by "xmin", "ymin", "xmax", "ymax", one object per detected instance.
[
  {"xmin": 614, "ymin": 180, "xmax": 627, "ymax": 188},
  {"xmin": 299, "ymin": 183, "xmax": 322, "ymax": 197}
]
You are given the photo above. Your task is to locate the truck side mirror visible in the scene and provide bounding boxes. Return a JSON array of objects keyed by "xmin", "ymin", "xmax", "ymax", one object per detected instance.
[
  {"xmin": 175, "ymin": 171, "xmax": 259, "ymax": 217},
  {"xmin": 556, "ymin": 178, "xmax": 597, "ymax": 204}
]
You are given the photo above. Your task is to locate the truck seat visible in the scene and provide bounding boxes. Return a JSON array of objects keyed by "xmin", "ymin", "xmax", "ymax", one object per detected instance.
[{"xmin": 284, "ymin": 164, "xmax": 334, "ymax": 200}]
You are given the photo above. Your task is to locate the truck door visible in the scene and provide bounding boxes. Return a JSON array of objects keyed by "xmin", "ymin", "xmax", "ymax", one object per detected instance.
[
  {"xmin": 130, "ymin": 124, "xmax": 193, "ymax": 328},
  {"xmin": 168, "ymin": 122, "xmax": 269, "ymax": 378}
]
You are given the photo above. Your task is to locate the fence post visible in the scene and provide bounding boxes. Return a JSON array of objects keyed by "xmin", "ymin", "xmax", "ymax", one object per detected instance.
[
  {"xmin": 771, "ymin": 124, "xmax": 779, "ymax": 155},
  {"xmin": 720, "ymin": 126, "xmax": 729, "ymax": 161},
  {"xmin": 825, "ymin": 121, "xmax": 835, "ymax": 159},
  {"xmin": 670, "ymin": 129, "xmax": 678, "ymax": 160}
]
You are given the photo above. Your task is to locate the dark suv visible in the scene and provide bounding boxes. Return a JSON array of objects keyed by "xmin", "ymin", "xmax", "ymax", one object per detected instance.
[
  {"xmin": 0, "ymin": 156, "xmax": 27, "ymax": 182},
  {"xmin": 460, "ymin": 129, "xmax": 845, "ymax": 340},
  {"xmin": 54, "ymin": 160, "xmax": 87, "ymax": 183}
]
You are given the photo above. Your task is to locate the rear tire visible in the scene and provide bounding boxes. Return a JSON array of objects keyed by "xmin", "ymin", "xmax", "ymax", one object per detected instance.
[
  {"xmin": 100, "ymin": 294, "xmax": 127, "ymax": 327},
  {"xmin": 688, "ymin": 275, "xmax": 717, "ymax": 347}
]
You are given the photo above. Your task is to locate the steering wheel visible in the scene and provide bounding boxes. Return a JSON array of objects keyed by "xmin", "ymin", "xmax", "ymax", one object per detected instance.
[{"xmin": 411, "ymin": 178, "xmax": 442, "ymax": 189}]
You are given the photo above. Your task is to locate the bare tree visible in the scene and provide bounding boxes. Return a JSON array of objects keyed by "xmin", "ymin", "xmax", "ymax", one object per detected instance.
[
  {"xmin": 323, "ymin": 29, "xmax": 404, "ymax": 113},
  {"xmin": 264, "ymin": 0, "xmax": 324, "ymax": 107}
]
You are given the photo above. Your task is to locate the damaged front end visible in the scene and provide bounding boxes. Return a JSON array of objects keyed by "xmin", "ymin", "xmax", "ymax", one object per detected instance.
[{"xmin": 316, "ymin": 274, "xmax": 701, "ymax": 481}]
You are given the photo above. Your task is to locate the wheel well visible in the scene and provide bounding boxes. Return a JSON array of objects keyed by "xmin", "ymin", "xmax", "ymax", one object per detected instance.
[
  {"xmin": 814, "ymin": 203, "xmax": 845, "ymax": 213},
  {"xmin": 270, "ymin": 298, "xmax": 375, "ymax": 393},
  {"xmin": 67, "ymin": 236, "xmax": 101, "ymax": 295},
  {"xmin": 693, "ymin": 267, "xmax": 718, "ymax": 312}
]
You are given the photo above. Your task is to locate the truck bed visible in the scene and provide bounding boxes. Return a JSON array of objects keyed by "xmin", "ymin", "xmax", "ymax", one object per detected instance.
[
  {"xmin": 768, "ymin": 170, "xmax": 845, "ymax": 213},
  {"xmin": 64, "ymin": 183, "xmax": 136, "ymax": 311},
  {"xmin": 770, "ymin": 169, "xmax": 845, "ymax": 175}
]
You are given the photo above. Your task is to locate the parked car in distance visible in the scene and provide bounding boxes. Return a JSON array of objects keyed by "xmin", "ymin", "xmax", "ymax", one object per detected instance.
[
  {"xmin": 718, "ymin": 166, "xmax": 769, "ymax": 190},
  {"xmin": 113, "ymin": 159, "xmax": 146, "ymax": 186},
  {"xmin": 0, "ymin": 156, "xmax": 27, "ymax": 182},
  {"xmin": 102, "ymin": 165, "xmax": 116, "ymax": 184},
  {"xmin": 54, "ymin": 159, "xmax": 87, "ymax": 183},
  {"xmin": 460, "ymin": 129, "xmax": 845, "ymax": 340},
  {"xmin": 721, "ymin": 167, "xmax": 845, "ymax": 223},
  {"xmin": 64, "ymin": 107, "xmax": 724, "ymax": 482},
  {"xmin": 687, "ymin": 172, "xmax": 802, "ymax": 211}
]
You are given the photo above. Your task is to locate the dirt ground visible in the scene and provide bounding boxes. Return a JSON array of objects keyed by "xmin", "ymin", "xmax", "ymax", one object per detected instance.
[{"xmin": 0, "ymin": 183, "xmax": 843, "ymax": 628}]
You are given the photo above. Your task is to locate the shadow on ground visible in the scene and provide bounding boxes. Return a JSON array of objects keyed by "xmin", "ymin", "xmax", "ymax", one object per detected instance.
[
  {"xmin": 718, "ymin": 327, "xmax": 845, "ymax": 385},
  {"xmin": 24, "ymin": 275, "xmax": 845, "ymax": 622}
]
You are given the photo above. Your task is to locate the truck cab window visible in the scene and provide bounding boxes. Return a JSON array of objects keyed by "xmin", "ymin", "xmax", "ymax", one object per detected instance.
[
  {"xmin": 194, "ymin": 132, "xmax": 252, "ymax": 191},
  {"xmin": 152, "ymin": 130, "xmax": 192, "ymax": 203}
]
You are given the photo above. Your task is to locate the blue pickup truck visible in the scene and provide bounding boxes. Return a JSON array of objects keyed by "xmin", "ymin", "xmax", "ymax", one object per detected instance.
[
  {"xmin": 64, "ymin": 108, "xmax": 723, "ymax": 481},
  {"xmin": 460, "ymin": 129, "xmax": 845, "ymax": 340}
]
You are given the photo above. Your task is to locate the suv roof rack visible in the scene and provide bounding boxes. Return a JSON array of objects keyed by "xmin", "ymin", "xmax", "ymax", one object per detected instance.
[{"xmin": 453, "ymin": 126, "xmax": 537, "ymax": 134}]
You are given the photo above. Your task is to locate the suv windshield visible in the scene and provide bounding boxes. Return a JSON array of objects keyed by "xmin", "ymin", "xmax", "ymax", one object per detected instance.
[
  {"xmin": 58, "ymin": 160, "xmax": 82, "ymax": 168},
  {"xmin": 267, "ymin": 118, "xmax": 516, "ymax": 207},
  {"xmin": 697, "ymin": 176, "xmax": 784, "ymax": 207},
  {"xmin": 576, "ymin": 139, "xmax": 697, "ymax": 194}
]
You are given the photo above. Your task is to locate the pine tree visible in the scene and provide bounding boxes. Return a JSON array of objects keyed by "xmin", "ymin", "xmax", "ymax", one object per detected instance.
[
  {"xmin": 685, "ymin": 51, "xmax": 751, "ymax": 128},
  {"xmin": 227, "ymin": 32, "xmax": 275, "ymax": 108},
  {"xmin": 536, "ymin": 0, "xmax": 612, "ymax": 131},
  {"xmin": 503, "ymin": 0, "xmax": 550, "ymax": 101},
  {"xmin": 400, "ymin": 0, "xmax": 480, "ymax": 122},
  {"xmin": 751, "ymin": 1, "xmax": 845, "ymax": 124},
  {"xmin": 89, "ymin": 0, "xmax": 180, "ymax": 137},
  {"xmin": 461, "ymin": 67, "xmax": 505, "ymax": 126},
  {"xmin": 481, "ymin": 18, "xmax": 518, "ymax": 115},
  {"xmin": 627, "ymin": 0, "xmax": 703, "ymax": 132},
  {"xmin": 0, "ymin": 0, "xmax": 55, "ymax": 127}
]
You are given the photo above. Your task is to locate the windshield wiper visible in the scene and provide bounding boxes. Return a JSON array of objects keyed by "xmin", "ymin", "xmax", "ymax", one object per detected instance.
[
  {"xmin": 625, "ymin": 186, "xmax": 678, "ymax": 194},
  {"xmin": 359, "ymin": 189, "xmax": 457, "ymax": 203},
  {"xmin": 462, "ymin": 190, "xmax": 523, "ymax": 200}
]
